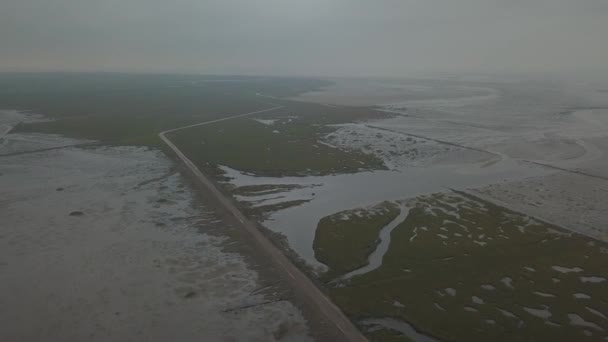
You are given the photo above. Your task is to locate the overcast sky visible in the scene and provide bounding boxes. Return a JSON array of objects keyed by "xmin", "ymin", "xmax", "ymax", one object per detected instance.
[{"xmin": 1, "ymin": 0, "xmax": 607, "ymax": 77}]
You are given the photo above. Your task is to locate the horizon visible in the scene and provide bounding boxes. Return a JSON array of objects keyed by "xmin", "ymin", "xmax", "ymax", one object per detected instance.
[{"xmin": 2, "ymin": 1, "xmax": 608, "ymax": 79}]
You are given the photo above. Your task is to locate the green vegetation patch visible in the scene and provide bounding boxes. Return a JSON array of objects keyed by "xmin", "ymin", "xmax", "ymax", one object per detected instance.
[
  {"xmin": 314, "ymin": 201, "xmax": 400, "ymax": 279},
  {"xmin": 326, "ymin": 192, "xmax": 608, "ymax": 341},
  {"xmin": 16, "ymin": 114, "xmax": 199, "ymax": 147},
  {"xmin": 3, "ymin": 73, "xmax": 389, "ymax": 175},
  {"xmin": 1, "ymin": 73, "xmax": 330, "ymax": 147},
  {"xmin": 168, "ymin": 109, "xmax": 386, "ymax": 177}
]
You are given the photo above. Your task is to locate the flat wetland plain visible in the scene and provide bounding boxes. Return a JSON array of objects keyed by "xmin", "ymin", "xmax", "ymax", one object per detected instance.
[
  {"xmin": 167, "ymin": 101, "xmax": 387, "ymax": 177},
  {"xmin": 324, "ymin": 192, "xmax": 608, "ymax": 341},
  {"xmin": 3, "ymin": 73, "xmax": 608, "ymax": 341}
]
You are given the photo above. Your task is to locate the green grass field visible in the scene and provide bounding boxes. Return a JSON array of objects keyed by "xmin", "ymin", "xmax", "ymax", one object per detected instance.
[
  {"xmin": 168, "ymin": 112, "xmax": 386, "ymax": 177},
  {"xmin": 314, "ymin": 201, "xmax": 400, "ymax": 280},
  {"xmin": 4, "ymin": 73, "xmax": 329, "ymax": 146},
  {"xmin": 6, "ymin": 73, "xmax": 387, "ymax": 176},
  {"xmin": 319, "ymin": 192, "xmax": 608, "ymax": 341}
]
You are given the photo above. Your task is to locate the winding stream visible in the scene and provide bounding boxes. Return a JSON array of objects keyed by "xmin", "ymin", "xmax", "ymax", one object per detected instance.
[{"xmin": 339, "ymin": 204, "xmax": 410, "ymax": 281}]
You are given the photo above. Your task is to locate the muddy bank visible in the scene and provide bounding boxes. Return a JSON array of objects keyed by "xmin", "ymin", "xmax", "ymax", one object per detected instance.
[
  {"xmin": 0, "ymin": 132, "xmax": 312, "ymax": 342},
  {"xmin": 473, "ymin": 167, "xmax": 608, "ymax": 243}
]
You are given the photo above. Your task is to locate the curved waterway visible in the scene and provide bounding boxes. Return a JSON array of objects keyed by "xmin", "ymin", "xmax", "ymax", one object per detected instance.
[
  {"xmin": 220, "ymin": 159, "xmax": 546, "ymax": 271},
  {"xmin": 339, "ymin": 205, "xmax": 410, "ymax": 281}
]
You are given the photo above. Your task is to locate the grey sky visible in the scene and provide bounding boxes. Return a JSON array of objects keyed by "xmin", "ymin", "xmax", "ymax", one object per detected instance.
[{"xmin": 1, "ymin": 0, "xmax": 607, "ymax": 77}]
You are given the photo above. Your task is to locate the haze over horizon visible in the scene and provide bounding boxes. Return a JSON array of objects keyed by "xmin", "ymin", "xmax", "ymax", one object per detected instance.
[{"xmin": 2, "ymin": 0, "xmax": 608, "ymax": 78}]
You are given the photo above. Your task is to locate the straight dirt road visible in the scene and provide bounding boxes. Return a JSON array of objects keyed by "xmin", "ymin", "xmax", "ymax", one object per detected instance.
[{"xmin": 159, "ymin": 104, "xmax": 368, "ymax": 342}]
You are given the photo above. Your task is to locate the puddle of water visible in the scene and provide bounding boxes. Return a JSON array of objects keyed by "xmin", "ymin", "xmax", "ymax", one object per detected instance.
[
  {"xmin": 580, "ymin": 276, "xmax": 606, "ymax": 283},
  {"xmin": 552, "ymin": 266, "xmax": 584, "ymax": 273},
  {"xmin": 501, "ymin": 277, "xmax": 514, "ymax": 289},
  {"xmin": 393, "ymin": 301, "xmax": 405, "ymax": 308},
  {"xmin": 524, "ymin": 306, "xmax": 552, "ymax": 320},
  {"xmin": 472, "ymin": 296, "xmax": 484, "ymax": 304},
  {"xmin": 568, "ymin": 314, "xmax": 604, "ymax": 331},
  {"xmin": 586, "ymin": 307, "xmax": 607, "ymax": 320},
  {"xmin": 361, "ymin": 317, "xmax": 439, "ymax": 342}
]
